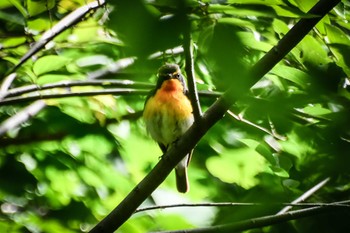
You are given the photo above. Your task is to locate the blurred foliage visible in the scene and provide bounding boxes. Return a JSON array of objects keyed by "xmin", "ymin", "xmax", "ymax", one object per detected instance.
[{"xmin": 1, "ymin": 0, "xmax": 350, "ymax": 232}]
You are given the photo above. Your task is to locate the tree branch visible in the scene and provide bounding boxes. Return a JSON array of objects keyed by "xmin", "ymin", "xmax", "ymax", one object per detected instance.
[
  {"xmin": 0, "ymin": 100, "xmax": 46, "ymax": 137},
  {"xmin": 183, "ymin": 19, "xmax": 202, "ymax": 121},
  {"xmin": 135, "ymin": 200, "xmax": 350, "ymax": 214},
  {"xmin": 0, "ymin": 73, "xmax": 17, "ymax": 100},
  {"xmin": 0, "ymin": 88, "xmax": 150, "ymax": 106},
  {"xmin": 1, "ymin": 79, "xmax": 153, "ymax": 99},
  {"xmin": 154, "ymin": 203, "xmax": 348, "ymax": 233},
  {"xmin": 0, "ymin": 88, "xmax": 220, "ymax": 106},
  {"xmin": 5, "ymin": 0, "xmax": 106, "ymax": 77},
  {"xmin": 277, "ymin": 177, "xmax": 330, "ymax": 215},
  {"xmin": 227, "ymin": 110, "xmax": 286, "ymax": 140},
  {"xmin": 89, "ymin": 0, "xmax": 341, "ymax": 232}
]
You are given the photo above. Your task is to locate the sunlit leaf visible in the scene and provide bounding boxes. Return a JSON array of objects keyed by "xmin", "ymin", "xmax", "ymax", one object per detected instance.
[
  {"xmin": 0, "ymin": 37, "xmax": 26, "ymax": 48},
  {"xmin": 226, "ymin": 0, "xmax": 284, "ymax": 5},
  {"xmin": 33, "ymin": 55, "xmax": 71, "ymax": 76},
  {"xmin": 209, "ymin": 4, "xmax": 276, "ymax": 17},
  {"xmin": 206, "ymin": 148, "xmax": 267, "ymax": 189},
  {"xmin": 27, "ymin": 0, "xmax": 55, "ymax": 17}
]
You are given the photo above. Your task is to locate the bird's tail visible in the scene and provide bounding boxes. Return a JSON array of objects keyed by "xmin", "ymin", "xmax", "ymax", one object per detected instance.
[{"xmin": 175, "ymin": 154, "xmax": 190, "ymax": 193}]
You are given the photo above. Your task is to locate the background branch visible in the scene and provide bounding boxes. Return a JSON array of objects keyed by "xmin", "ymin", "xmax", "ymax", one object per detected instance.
[
  {"xmin": 135, "ymin": 200, "xmax": 350, "ymax": 214},
  {"xmin": 2, "ymin": 79, "xmax": 153, "ymax": 99},
  {"xmin": 0, "ymin": 88, "xmax": 220, "ymax": 106},
  {"xmin": 227, "ymin": 110, "xmax": 286, "ymax": 140},
  {"xmin": 277, "ymin": 177, "xmax": 331, "ymax": 215},
  {"xmin": 155, "ymin": 203, "xmax": 348, "ymax": 233},
  {"xmin": 0, "ymin": 88, "xmax": 150, "ymax": 106},
  {"xmin": 5, "ymin": 0, "xmax": 106, "ymax": 77},
  {"xmin": 183, "ymin": 14, "xmax": 202, "ymax": 121},
  {"xmin": 0, "ymin": 100, "xmax": 46, "ymax": 137},
  {"xmin": 89, "ymin": 0, "xmax": 340, "ymax": 232}
]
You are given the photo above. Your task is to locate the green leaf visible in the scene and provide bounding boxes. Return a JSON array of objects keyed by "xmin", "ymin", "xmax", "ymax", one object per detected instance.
[
  {"xmin": 295, "ymin": 35, "xmax": 331, "ymax": 67},
  {"xmin": 271, "ymin": 65, "xmax": 311, "ymax": 88},
  {"xmin": 27, "ymin": 0, "xmax": 56, "ymax": 17},
  {"xmin": 272, "ymin": 18, "xmax": 289, "ymax": 38},
  {"xmin": 270, "ymin": 166, "xmax": 289, "ymax": 177},
  {"xmin": 303, "ymin": 104, "xmax": 332, "ymax": 116},
  {"xmin": 5, "ymin": 0, "xmax": 27, "ymax": 17},
  {"xmin": 0, "ymin": 10, "xmax": 25, "ymax": 25},
  {"xmin": 78, "ymin": 167, "xmax": 103, "ymax": 187},
  {"xmin": 218, "ymin": 17, "xmax": 256, "ymax": 31},
  {"xmin": 325, "ymin": 24, "xmax": 350, "ymax": 75},
  {"xmin": 0, "ymin": 37, "xmax": 26, "ymax": 48},
  {"xmin": 226, "ymin": 0, "xmax": 283, "ymax": 5},
  {"xmin": 33, "ymin": 55, "xmax": 71, "ymax": 76},
  {"xmin": 36, "ymin": 74, "xmax": 69, "ymax": 85},
  {"xmin": 27, "ymin": 18, "xmax": 52, "ymax": 32},
  {"xmin": 237, "ymin": 31, "xmax": 272, "ymax": 52},
  {"xmin": 0, "ymin": 0, "xmax": 13, "ymax": 9},
  {"xmin": 272, "ymin": 5, "xmax": 308, "ymax": 18},
  {"xmin": 208, "ymin": 4, "xmax": 276, "ymax": 17},
  {"xmin": 292, "ymin": 0, "xmax": 318, "ymax": 12},
  {"xmin": 325, "ymin": 23, "xmax": 350, "ymax": 45},
  {"xmin": 255, "ymin": 142, "xmax": 276, "ymax": 165},
  {"xmin": 206, "ymin": 147, "xmax": 267, "ymax": 189}
]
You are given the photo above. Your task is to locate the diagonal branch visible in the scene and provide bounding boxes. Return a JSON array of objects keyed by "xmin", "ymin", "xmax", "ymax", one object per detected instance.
[
  {"xmin": 89, "ymin": 0, "xmax": 340, "ymax": 232},
  {"xmin": 277, "ymin": 177, "xmax": 331, "ymax": 215},
  {"xmin": 5, "ymin": 0, "xmax": 106, "ymax": 77},
  {"xmin": 0, "ymin": 100, "xmax": 46, "ymax": 137}
]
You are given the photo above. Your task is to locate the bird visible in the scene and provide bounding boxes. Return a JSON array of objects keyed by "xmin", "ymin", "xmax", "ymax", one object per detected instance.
[{"xmin": 143, "ymin": 63, "xmax": 194, "ymax": 193}]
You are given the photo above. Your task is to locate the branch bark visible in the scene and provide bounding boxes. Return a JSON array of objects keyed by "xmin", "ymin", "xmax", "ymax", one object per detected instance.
[
  {"xmin": 183, "ymin": 22, "xmax": 202, "ymax": 121},
  {"xmin": 89, "ymin": 0, "xmax": 341, "ymax": 232}
]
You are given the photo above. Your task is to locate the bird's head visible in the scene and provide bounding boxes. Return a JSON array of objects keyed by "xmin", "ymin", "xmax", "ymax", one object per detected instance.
[{"xmin": 156, "ymin": 64, "xmax": 187, "ymax": 93}]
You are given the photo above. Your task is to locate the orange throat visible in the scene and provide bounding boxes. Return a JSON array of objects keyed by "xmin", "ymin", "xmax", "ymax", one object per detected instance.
[{"xmin": 161, "ymin": 79, "xmax": 183, "ymax": 92}]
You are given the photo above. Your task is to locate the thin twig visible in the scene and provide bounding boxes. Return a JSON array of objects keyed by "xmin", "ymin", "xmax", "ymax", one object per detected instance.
[
  {"xmin": 0, "ymin": 88, "xmax": 220, "ymax": 106},
  {"xmin": 183, "ymin": 21, "xmax": 202, "ymax": 121},
  {"xmin": 87, "ymin": 57, "xmax": 136, "ymax": 79},
  {"xmin": 5, "ymin": 0, "xmax": 106, "ymax": 77},
  {"xmin": 2, "ymin": 79, "xmax": 154, "ymax": 99},
  {"xmin": 0, "ymin": 73, "xmax": 17, "ymax": 100},
  {"xmin": 136, "ymin": 202, "xmax": 259, "ymax": 213},
  {"xmin": 154, "ymin": 202, "xmax": 348, "ymax": 233},
  {"xmin": 276, "ymin": 177, "xmax": 331, "ymax": 215},
  {"xmin": 0, "ymin": 88, "xmax": 150, "ymax": 106},
  {"xmin": 135, "ymin": 200, "xmax": 350, "ymax": 214},
  {"xmin": 1, "ymin": 45, "xmax": 184, "ymax": 101},
  {"xmin": 88, "ymin": 46, "xmax": 185, "ymax": 80},
  {"xmin": 227, "ymin": 110, "xmax": 286, "ymax": 140},
  {"xmin": 0, "ymin": 100, "xmax": 46, "ymax": 137}
]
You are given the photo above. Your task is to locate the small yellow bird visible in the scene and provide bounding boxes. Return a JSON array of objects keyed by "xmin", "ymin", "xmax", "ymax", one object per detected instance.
[{"xmin": 143, "ymin": 64, "xmax": 194, "ymax": 193}]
